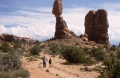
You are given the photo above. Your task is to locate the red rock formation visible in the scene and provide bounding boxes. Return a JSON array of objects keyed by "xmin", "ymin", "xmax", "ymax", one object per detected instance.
[
  {"xmin": 85, "ymin": 9, "xmax": 109, "ymax": 45},
  {"xmin": 2, "ymin": 34, "xmax": 15, "ymax": 42},
  {"xmin": 52, "ymin": 0, "xmax": 63, "ymax": 17},
  {"xmin": 55, "ymin": 16, "xmax": 75, "ymax": 39},
  {"xmin": 0, "ymin": 34, "xmax": 39, "ymax": 44},
  {"xmin": 52, "ymin": 0, "xmax": 75, "ymax": 39}
]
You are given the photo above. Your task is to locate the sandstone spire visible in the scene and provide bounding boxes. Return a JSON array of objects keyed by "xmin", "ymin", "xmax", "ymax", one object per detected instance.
[
  {"xmin": 52, "ymin": 0, "xmax": 75, "ymax": 39},
  {"xmin": 85, "ymin": 9, "xmax": 109, "ymax": 45}
]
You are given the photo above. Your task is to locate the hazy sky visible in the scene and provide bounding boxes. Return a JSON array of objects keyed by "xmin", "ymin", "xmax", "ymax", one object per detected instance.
[{"xmin": 0, "ymin": 0, "xmax": 120, "ymax": 45}]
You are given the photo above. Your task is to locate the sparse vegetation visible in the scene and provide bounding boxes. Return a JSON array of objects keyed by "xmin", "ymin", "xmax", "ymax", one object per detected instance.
[
  {"xmin": 13, "ymin": 41, "xmax": 22, "ymax": 49},
  {"xmin": 29, "ymin": 44, "xmax": 41, "ymax": 55},
  {"xmin": 0, "ymin": 42, "xmax": 30, "ymax": 78},
  {"xmin": 0, "ymin": 69, "xmax": 30, "ymax": 78},
  {"xmin": 62, "ymin": 45, "xmax": 94, "ymax": 65},
  {"xmin": 50, "ymin": 43, "xmax": 60, "ymax": 55},
  {"xmin": 0, "ymin": 42, "xmax": 12, "ymax": 53},
  {"xmin": 89, "ymin": 47, "xmax": 106, "ymax": 61}
]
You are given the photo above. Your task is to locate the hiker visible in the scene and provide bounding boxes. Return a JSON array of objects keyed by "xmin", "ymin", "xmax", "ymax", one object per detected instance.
[
  {"xmin": 49, "ymin": 58, "xmax": 52, "ymax": 68},
  {"xmin": 49, "ymin": 57, "xmax": 55, "ymax": 68},
  {"xmin": 42, "ymin": 56, "xmax": 47, "ymax": 68}
]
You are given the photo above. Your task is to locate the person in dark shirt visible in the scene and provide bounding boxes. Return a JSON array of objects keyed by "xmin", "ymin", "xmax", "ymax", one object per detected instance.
[{"xmin": 49, "ymin": 58, "xmax": 52, "ymax": 68}]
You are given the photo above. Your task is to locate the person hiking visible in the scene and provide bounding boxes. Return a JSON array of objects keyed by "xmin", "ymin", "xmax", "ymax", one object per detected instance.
[
  {"xmin": 49, "ymin": 58, "xmax": 52, "ymax": 68},
  {"xmin": 42, "ymin": 56, "xmax": 47, "ymax": 68},
  {"xmin": 49, "ymin": 57, "xmax": 55, "ymax": 68}
]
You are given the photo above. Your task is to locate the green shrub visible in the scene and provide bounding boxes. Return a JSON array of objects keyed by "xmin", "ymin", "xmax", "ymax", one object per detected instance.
[
  {"xmin": 30, "ymin": 45, "xmax": 41, "ymax": 55},
  {"xmin": 40, "ymin": 45, "xmax": 45, "ymax": 49},
  {"xmin": 117, "ymin": 50, "xmax": 120, "ymax": 59},
  {"xmin": 99, "ymin": 55, "xmax": 120, "ymax": 78},
  {"xmin": 84, "ymin": 57, "xmax": 95, "ymax": 65},
  {"xmin": 0, "ymin": 69, "xmax": 30, "ymax": 78},
  {"xmin": 13, "ymin": 41, "xmax": 22, "ymax": 49},
  {"xmin": 1, "ymin": 42, "xmax": 11, "ymax": 53},
  {"xmin": 50, "ymin": 43, "xmax": 60, "ymax": 54},
  {"xmin": 110, "ymin": 45, "xmax": 116, "ymax": 51},
  {"xmin": 15, "ymin": 69, "xmax": 30, "ymax": 78},
  {"xmin": 89, "ymin": 47, "xmax": 106, "ymax": 61},
  {"xmin": 83, "ymin": 47, "xmax": 89, "ymax": 55},
  {"xmin": 62, "ymin": 46, "xmax": 86, "ymax": 63}
]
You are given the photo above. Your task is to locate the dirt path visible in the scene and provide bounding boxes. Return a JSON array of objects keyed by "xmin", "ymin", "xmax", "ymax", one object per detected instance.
[{"xmin": 21, "ymin": 53, "xmax": 99, "ymax": 78}]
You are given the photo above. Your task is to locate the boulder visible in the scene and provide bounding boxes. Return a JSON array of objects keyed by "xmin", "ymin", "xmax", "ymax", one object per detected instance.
[
  {"xmin": 52, "ymin": 0, "xmax": 63, "ymax": 17},
  {"xmin": 85, "ymin": 9, "xmax": 109, "ymax": 45},
  {"xmin": 80, "ymin": 34, "xmax": 88, "ymax": 41}
]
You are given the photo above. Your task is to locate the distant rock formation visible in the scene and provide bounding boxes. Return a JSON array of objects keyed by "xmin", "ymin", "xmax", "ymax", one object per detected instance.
[
  {"xmin": 52, "ymin": 0, "xmax": 75, "ymax": 39},
  {"xmin": 85, "ymin": 9, "xmax": 109, "ymax": 45},
  {"xmin": 0, "ymin": 34, "xmax": 39, "ymax": 44}
]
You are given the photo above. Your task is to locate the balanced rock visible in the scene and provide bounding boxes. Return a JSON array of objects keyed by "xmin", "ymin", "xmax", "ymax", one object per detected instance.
[
  {"xmin": 52, "ymin": 0, "xmax": 75, "ymax": 39},
  {"xmin": 52, "ymin": 0, "xmax": 63, "ymax": 17},
  {"xmin": 85, "ymin": 9, "xmax": 109, "ymax": 45}
]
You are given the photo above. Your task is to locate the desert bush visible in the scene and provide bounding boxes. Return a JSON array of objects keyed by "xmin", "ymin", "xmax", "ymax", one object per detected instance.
[
  {"xmin": 99, "ymin": 55, "xmax": 120, "ymax": 78},
  {"xmin": 0, "ymin": 42, "xmax": 12, "ymax": 53},
  {"xmin": 15, "ymin": 69, "xmax": 30, "ymax": 78},
  {"xmin": 62, "ymin": 46, "xmax": 86, "ymax": 63},
  {"xmin": 0, "ymin": 72, "xmax": 10, "ymax": 78},
  {"xmin": 116, "ymin": 49, "xmax": 120, "ymax": 59},
  {"xmin": 50, "ymin": 43, "xmax": 60, "ymax": 54},
  {"xmin": 0, "ymin": 69, "xmax": 30, "ymax": 78},
  {"xmin": 110, "ymin": 45, "xmax": 116, "ymax": 51},
  {"xmin": 29, "ymin": 45, "xmax": 41, "ymax": 55},
  {"xmin": 40, "ymin": 45, "xmax": 45, "ymax": 49},
  {"xmin": 13, "ymin": 41, "xmax": 22, "ymax": 49},
  {"xmin": 89, "ymin": 47, "xmax": 106, "ymax": 61},
  {"xmin": 83, "ymin": 47, "xmax": 89, "ymax": 55},
  {"xmin": 84, "ymin": 57, "xmax": 95, "ymax": 65}
]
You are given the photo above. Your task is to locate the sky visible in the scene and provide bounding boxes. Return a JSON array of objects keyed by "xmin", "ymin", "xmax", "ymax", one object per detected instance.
[{"xmin": 0, "ymin": 0, "xmax": 120, "ymax": 45}]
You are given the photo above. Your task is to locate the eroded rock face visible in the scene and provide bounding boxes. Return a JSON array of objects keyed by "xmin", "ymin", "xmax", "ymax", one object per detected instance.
[
  {"xmin": 52, "ymin": 0, "xmax": 63, "ymax": 17},
  {"xmin": 2, "ymin": 34, "xmax": 15, "ymax": 42},
  {"xmin": 85, "ymin": 9, "xmax": 109, "ymax": 45},
  {"xmin": 55, "ymin": 16, "xmax": 75, "ymax": 39},
  {"xmin": 52, "ymin": 0, "xmax": 75, "ymax": 39},
  {"xmin": 0, "ymin": 34, "xmax": 39, "ymax": 44}
]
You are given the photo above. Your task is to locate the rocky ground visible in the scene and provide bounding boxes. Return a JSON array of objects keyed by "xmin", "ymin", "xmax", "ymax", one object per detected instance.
[{"xmin": 21, "ymin": 52, "xmax": 100, "ymax": 78}]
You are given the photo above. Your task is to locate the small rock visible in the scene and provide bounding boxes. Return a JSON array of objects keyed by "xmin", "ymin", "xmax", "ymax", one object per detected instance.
[
  {"xmin": 56, "ymin": 74, "xmax": 59, "ymax": 76},
  {"xmin": 46, "ymin": 69, "xmax": 50, "ymax": 72}
]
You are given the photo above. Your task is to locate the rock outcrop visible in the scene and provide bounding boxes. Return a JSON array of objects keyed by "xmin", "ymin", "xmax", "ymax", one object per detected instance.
[
  {"xmin": 85, "ymin": 9, "xmax": 109, "ymax": 45},
  {"xmin": 52, "ymin": 0, "xmax": 75, "ymax": 39},
  {"xmin": 0, "ymin": 34, "xmax": 39, "ymax": 44}
]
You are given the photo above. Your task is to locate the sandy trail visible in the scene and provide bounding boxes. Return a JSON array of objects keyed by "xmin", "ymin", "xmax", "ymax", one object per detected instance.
[{"xmin": 21, "ymin": 53, "xmax": 99, "ymax": 78}]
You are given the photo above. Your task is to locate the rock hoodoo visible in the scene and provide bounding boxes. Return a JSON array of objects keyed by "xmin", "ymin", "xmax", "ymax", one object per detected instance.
[
  {"xmin": 85, "ymin": 9, "xmax": 109, "ymax": 45},
  {"xmin": 52, "ymin": 0, "xmax": 75, "ymax": 39}
]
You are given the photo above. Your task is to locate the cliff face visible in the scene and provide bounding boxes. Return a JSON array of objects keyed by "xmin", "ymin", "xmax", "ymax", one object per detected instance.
[
  {"xmin": 52, "ymin": 0, "xmax": 75, "ymax": 39},
  {"xmin": 85, "ymin": 9, "xmax": 109, "ymax": 45},
  {"xmin": 0, "ymin": 34, "xmax": 39, "ymax": 44}
]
